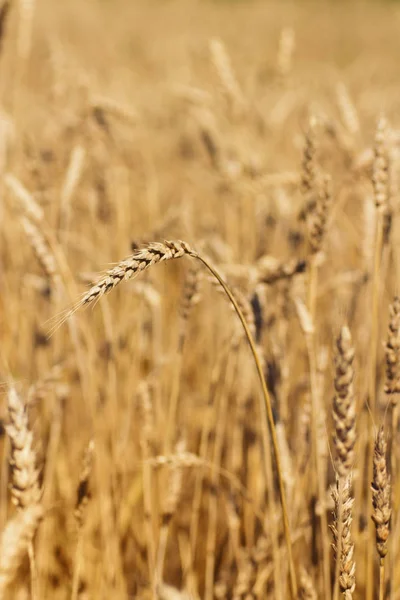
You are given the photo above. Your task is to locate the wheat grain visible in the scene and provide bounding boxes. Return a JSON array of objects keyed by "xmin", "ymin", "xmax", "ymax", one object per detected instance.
[
  {"xmin": 331, "ymin": 475, "xmax": 356, "ymax": 600},
  {"xmin": 333, "ymin": 326, "xmax": 356, "ymax": 477},
  {"xmin": 371, "ymin": 427, "xmax": 391, "ymax": 560},
  {"xmin": 6, "ymin": 387, "xmax": 41, "ymax": 509},
  {"xmin": 385, "ymin": 296, "xmax": 400, "ymax": 400}
]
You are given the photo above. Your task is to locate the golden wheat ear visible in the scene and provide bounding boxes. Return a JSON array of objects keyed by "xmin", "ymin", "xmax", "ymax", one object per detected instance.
[{"xmin": 48, "ymin": 240, "xmax": 193, "ymax": 335}]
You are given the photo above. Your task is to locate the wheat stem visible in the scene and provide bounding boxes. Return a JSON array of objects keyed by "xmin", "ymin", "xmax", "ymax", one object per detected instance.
[{"xmin": 64, "ymin": 241, "xmax": 297, "ymax": 598}]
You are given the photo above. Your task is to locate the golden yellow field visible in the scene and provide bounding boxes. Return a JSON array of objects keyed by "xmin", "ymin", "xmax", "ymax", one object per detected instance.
[{"xmin": 2, "ymin": 0, "xmax": 400, "ymax": 598}]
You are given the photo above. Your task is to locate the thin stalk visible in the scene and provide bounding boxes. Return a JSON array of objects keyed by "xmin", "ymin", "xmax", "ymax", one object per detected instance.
[
  {"xmin": 191, "ymin": 251, "xmax": 298, "ymax": 599},
  {"xmin": 64, "ymin": 242, "xmax": 297, "ymax": 598},
  {"xmin": 333, "ymin": 478, "xmax": 344, "ymax": 600},
  {"xmin": 307, "ymin": 254, "xmax": 331, "ymax": 600},
  {"xmin": 164, "ymin": 348, "xmax": 183, "ymax": 454},
  {"xmin": 306, "ymin": 334, "xmax": 332, "ymax": 600},
  {"xmin": 205, "ymin": 350, "xmax": 235, "ymax": 600},
  {"xmin": 379, "ymin": 559, "xmax": 385, "ymax": 600},
  {"xmin": 189, "ymin": 344, "xmax": 229, "ymax": 562},
  {"xmin": 28, "ymin": 541, "xmax": 37, "ymax": 600},
  {"xmin": 367, "ymin": 210, "xmax": 384, "ymax": 600},
  {"xmin": 71, "ymin": 536, "xmax": 83, "ymax": 600}
]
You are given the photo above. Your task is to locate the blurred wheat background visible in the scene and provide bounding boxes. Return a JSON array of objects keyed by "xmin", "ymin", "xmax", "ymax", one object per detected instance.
[{"xmin": 1, "ymin": 0, "xmax": 400, "ymax": 599}]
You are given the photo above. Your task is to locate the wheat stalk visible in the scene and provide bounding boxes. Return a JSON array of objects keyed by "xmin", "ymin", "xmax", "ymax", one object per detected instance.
[
  {"xmin": 367, "ymin": 116, "xmax": 390, "ymax": 600},
  {"xmin": 61, "ymin": 239, "xmax": 297, "ymax": 597},
  {"xmin": 71, "ymin": 440, "xmax": 94, "ymax": 600}
]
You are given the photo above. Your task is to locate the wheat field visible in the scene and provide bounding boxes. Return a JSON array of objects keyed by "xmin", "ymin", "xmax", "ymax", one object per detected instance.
[{"xmin": 1, "ymin": 0, "xmax": 400, "ymax": 598}]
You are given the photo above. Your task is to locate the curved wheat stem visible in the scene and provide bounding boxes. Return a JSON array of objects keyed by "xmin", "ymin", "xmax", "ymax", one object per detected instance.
[{"xmin": 59, "ymin": 239, "xmax": 298, "ymax": 598}]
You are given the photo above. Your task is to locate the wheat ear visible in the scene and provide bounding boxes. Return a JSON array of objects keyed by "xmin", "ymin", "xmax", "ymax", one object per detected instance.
[
  {"xmin": 6, "ymin": 387, "xmax": 41, "ymax": 509},
  {"xmin": 0, "ymin": 504, "xmax": 43, "ymax": 597},
  {"xmin": 331, "ymin": 474, "xmax": 356, "ymax": 600},
  {"xmin": 302, "ymin": 124, "xmax": 332, "ymax": 597},
  {"xmin": 332, "ymin": 326, "xmax": 356, "ymax": 600},
  {"xmin": 333, "ymin": 326, "xmax": 356, "ymax": 477},
  {"xmin": 6, "ymin": 386, "xmax": 41, "ymax": 599},
  {"xmin": 367, "ymin": 116, "xmax": 390, "ymax": 600},
  {"xmin": 372, "ymin": 427, "xmax": 391, "ymax": 600},
  {"xmin": 384, "ymin": 296, "xmax": 400, "ymax": 597}
]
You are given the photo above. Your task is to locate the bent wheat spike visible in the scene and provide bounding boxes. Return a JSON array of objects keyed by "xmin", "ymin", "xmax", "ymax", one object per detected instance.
[
  {"xmin": 77, "ymin": 241, "xmax": 191, "ymax": 311},
  {"xmin": 62, "ymin": 239, "xmax": 298, "ymax": 598}
]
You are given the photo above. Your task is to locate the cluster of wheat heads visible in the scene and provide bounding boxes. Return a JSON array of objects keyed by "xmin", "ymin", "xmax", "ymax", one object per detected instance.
[{"xmin": 2, "ymin": 0, "xmax": 400, "ymax": 599}]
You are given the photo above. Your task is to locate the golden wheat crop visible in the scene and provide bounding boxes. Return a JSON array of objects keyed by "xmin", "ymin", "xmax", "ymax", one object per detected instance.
[{"xmin": 1, "ymin": 1, "xmax": 400, "ymax": 599}]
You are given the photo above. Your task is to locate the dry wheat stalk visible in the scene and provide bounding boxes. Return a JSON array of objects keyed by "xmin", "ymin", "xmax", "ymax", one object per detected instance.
[
  {"xmin": 62, "ymin": 239, "xmax": 297, "ymax": 598},
  {"xmin": 166, "ymin": 264, "xmax": 202, "ymax": 451},
  {"xmin": 156, "ymin": 439, "xmax": 185, "ymax": 586},
  {"xmin": 366, "ymin": 117, "xmax": 391, "ymax": 600},
  {"xmin": 6, "ymin": 387, "xmax": 41, "ymax": 509},
  {"xmin": 72, "ymin": 440, "xmax": 95, "ymax": 600},
  {"xmin": 333, "ymin": 326, "xmax": 356, "ymax": 477},
  {"xmin": 371, "ymin": 427, "xmax": 391, "ymax": 560},
  {"xmin": 138, "ymin": 380, "xmax": 157, "ymax": 591},
  {"xmin": 331, "ymin": 475, "xmax": 356, "ymax": 599},
  {"xmin": 0, "ymin": 504, "xmax": 43, "ymax": 597}
]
